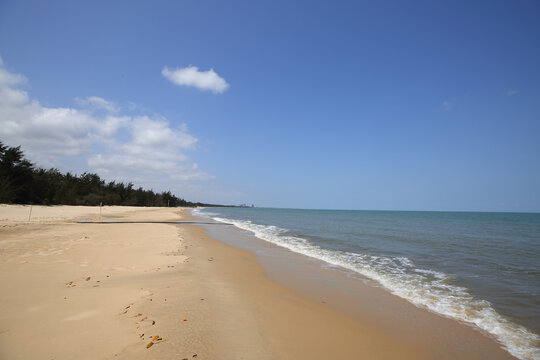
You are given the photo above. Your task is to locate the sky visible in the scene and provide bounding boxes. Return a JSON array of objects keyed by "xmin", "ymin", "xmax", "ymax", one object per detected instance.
[{"xmin": 0, "ymin": 0, "xmax": 539, "ymax": 212}]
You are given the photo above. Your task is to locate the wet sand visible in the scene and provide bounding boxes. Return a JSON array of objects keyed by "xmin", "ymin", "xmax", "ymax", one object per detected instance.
[{"xmin": 0, "ymin": 205, "xmax": 514, "ymax": 359}]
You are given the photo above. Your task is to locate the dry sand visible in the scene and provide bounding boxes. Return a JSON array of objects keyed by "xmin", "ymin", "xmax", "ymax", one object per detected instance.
[{"xmin": 0, "ymin": 205, "xmax": 514, "ymax": 359}]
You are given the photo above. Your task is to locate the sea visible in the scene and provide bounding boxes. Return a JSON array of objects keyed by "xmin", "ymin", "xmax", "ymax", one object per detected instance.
[{"xmin": 192, "ymin": 207, "xmax": 540, "ymax": 360}]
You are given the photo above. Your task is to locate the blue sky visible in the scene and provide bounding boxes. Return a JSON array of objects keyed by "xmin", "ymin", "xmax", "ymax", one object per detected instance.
[{"xmin": 0, "ymin": 0, "xmax": 539, "ymax": 211}]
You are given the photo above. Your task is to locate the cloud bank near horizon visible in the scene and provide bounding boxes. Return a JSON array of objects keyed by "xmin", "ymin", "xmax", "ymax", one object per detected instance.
[
  {"xmin": 162, "ymin": 65, "xmax": 229, "ymax": 94},
  {"xmin": 0, "ymin": 58, "xmax": 213, "ymax": 189}
]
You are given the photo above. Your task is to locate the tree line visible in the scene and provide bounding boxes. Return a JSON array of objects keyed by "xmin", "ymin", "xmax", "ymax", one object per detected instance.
[{"xmin": 0, "ymin": 141, "xmax": 226, "ymax": 207}]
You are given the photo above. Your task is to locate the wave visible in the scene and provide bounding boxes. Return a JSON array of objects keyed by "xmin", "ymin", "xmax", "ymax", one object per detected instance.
[{"xmin": 194, "ymin": 208, "xmax": 539, "ymax": 360}]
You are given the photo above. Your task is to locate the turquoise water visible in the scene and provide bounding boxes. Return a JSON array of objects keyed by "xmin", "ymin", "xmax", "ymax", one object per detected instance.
[{"xmin": 194, "ymin": 208, "xmax": 540, "ymax": 360}]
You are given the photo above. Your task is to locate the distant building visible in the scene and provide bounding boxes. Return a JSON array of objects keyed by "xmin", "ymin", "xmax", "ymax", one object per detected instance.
[{"xmin": 237, "ymin": 203, "xmax": 255, "ymax": 208}]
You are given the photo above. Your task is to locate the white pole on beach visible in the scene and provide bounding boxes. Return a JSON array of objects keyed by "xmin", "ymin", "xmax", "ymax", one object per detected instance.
[
  {"xmin": 99, "ymin": 202, "xmax": 102, "ymax": 222},
  {"xmin": 28, "ymin": 205, "xmax": 32, "ymax": 222}
]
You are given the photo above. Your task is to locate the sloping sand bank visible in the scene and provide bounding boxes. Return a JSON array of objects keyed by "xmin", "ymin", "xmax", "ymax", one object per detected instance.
[{"xmin": 0, "ymin": 205, "xmax": 513, "ymax": 359}]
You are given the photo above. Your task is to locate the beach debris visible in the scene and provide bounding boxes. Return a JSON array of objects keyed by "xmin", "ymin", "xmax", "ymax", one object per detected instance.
[
  {"xmin": 152, "ymin": 320, "xmax": 155, "ymax": 325},
  {"xmin": 146, "ymin": 341, "xmax": 154, "ymax": 348},
  {"xmin": 200, "ymin": 298, "xmax": 205, "ymax": 301},
  {"xmin": 85, "ymin": 277, "xmax": 91, "ymax": 281},
  {"xmin": 141, "ymin": 317, "xmax": 147, "ymax": 321},
  {"xmin": 139, "ymin": 333, "xmax": 144, "ymax": 338},
  {"xmin": 135, "ymin": 313, "xmax": 143, "ymax": 317},
  {"xmin": 182, "ymin": 318, "xmax": 187, "ymax": 322},
  {"xmin": 208, "ymin": 257, "xmax": 214, "ymax": 261},
  {"xmin": 192, "ymin": 354, "xmax": 198, "ymax": 358},
  {"xmin": 125, "ymin": 305, "xmax": 131, "ymax": 309}
]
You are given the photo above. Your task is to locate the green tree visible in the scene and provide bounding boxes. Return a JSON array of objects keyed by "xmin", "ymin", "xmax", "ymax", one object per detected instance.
[
  {"xmin": 0, "ymin": 141, "xmax": 35, "ymax": 203},
  {"xmin": 0, "ymin": 139, "xmax": 228, "ymax": 208}
]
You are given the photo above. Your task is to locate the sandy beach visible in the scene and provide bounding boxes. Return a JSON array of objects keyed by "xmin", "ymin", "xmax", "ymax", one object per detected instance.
[{"xmin": 0, "ymin": 205, "xmax": 515, "ymax": 359}]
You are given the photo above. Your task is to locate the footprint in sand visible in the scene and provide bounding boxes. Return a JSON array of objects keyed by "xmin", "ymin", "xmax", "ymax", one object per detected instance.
[{"xmin": 65, "ymin": 275, "xmax": 107, "ymax": 288}]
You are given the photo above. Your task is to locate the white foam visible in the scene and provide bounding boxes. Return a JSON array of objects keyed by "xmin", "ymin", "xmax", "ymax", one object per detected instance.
[
  {"xmin": 192, "ymin": 208, "xmax": 219, "ymax": 218},
  {"xmin": 200, "ymin": 210, "xmax": 540, "ymax": 360}
]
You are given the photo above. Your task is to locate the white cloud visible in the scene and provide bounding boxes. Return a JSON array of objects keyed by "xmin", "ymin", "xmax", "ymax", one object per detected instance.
[
  {"xmin": 99, "ymin": 116, "xmax": 130, "ymax": 137},
  {"xmin": 76, "ymin": 96, "xmax": 120, "ymax": 113},
  {"xmin": 0, "ymin": 59, "xmax": 212, "ymax": 188},
  {"xmin": 0, "ymin": 66, "xmax": 98, "ymax": 157},
  {"xmin": 0, "ymin": 57, "xmax": 27, "ymax": 87},
  {"xmin": 507, "ymin": 89, "xmax": 517, "ymax": 96},
  {"xmin": 130, "ymin": 116, "xmax": 196, "ymax": 149},
  {"xmin": 171, "ymin": 163, "xmax": 214, "ymax": 181},
  {"xmin": 87, "ymin": 116, "xmax": 211, "ymax": 182},
  {"xmin": 162, "ymin": 66, "xmax": 229, "ymax": 94}
]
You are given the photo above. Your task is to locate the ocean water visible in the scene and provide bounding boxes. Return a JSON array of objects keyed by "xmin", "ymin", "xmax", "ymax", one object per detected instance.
[{"xmin": 193, "ymin": 208, "xmax": 540, "ymax": 360}]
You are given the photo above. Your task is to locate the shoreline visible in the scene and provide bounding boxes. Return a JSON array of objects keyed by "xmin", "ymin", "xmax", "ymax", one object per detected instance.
[
  {"xmin": 195, "ymin": 209, "xmax": 518, "ymax": 360},
  {"xmin": 0, "ymin": 205, "xmax": 516, "ymax": 359},
  {"xmin": 196, "ymin": 207, "xmax": 539, "ymax": 360}
]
